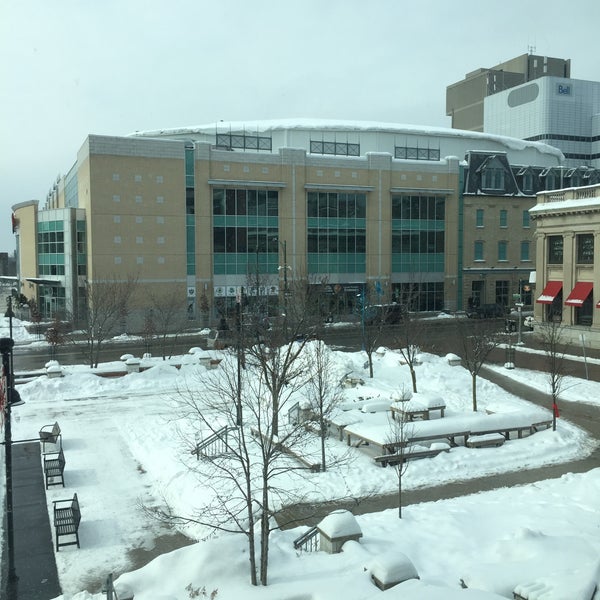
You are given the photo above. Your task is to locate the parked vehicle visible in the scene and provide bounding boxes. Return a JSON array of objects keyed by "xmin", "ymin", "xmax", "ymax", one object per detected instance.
[
  {"xmin": 466, "ymin": 303, "xmax": 507, "ymax": 319},
  {"xmin": 363, "ymin": 303, "xmax": 407, "ymax": 325}
]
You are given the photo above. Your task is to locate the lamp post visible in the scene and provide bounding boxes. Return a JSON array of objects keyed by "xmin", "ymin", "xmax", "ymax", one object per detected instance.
[
  {"xmin": 1, "ymin": 335, "xmax": 18, "ymax": 599},
  {"xmin": 2, "ymin": 296, "xmax": 24, "ymax": 600}
]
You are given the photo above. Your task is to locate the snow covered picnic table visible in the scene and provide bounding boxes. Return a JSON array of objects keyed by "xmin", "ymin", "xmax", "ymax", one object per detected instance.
[
  {"xmin": 342, "ymin": 409, "xmax": 553, "ymax": 461},
  {"xmin": 390, "ymin": 393, "xmax": 446, "ymax": 421}
]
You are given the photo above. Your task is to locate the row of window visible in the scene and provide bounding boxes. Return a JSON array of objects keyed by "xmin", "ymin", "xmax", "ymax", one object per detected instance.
[
  {"xmin": 547, "ymin": 234, "xmax": 594, "ymax": 264},
  {"xmin": 309, "ymin": 140, "xmax": 360, "ymax": 157},
  {"xmin": 394, "ymin": 147, "xmax": 441, "ymax": 161},
  {"xmin": 114, "ymin": 256, "xmax": 167, "ymax": 265},
  {"xmin": 392, "ymin": 195, "xmax": 445, "ymax": 221},
  {"xmin": 474, "ymin": 240, "xmax": 531, "ymax": 262},
  {"xmin": 112, "ymin": 195, "xmax": 166, "ymax": 204},
  {"xmin": 476, "ymin": 208, "xmax": 531, "ymax": 228},
  {"xmin": 213, "ymin": 226, "xmax": 280, "ymax": 254},
  {"xmin": 38, "ymin": 231, "xmax": 65, "ymax": 254},
  {"xmin": 307, "ymin": 192, "xmax": 367, "ymax": 219},
  {"xmin": 215, "ymin": 133, "xmax": 272, "ymax": 152},
  {"xmin": 112, "ymin": 174, "xmax": 164, "ymax": 183},
  {"xmin": 213, "ymin": 188, "xmax": 279, "ymax": 217}
]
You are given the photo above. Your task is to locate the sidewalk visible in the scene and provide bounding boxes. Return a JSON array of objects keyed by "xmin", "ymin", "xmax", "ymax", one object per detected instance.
[{"xmin": 4, "ymin": 442, "xmax": 61, "ymax": 600}]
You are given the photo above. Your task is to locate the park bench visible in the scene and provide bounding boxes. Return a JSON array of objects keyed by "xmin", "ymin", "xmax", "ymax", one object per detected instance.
[
  {"xmin": 39, "ymin": 421, "xmax": 62, "ymax": 451},
  {"xmin": 53, "ymin": 493, "xmax": 81, "ymax": 551},
  {"xmin": 43, "ymin": 447, "xmax": 66, "ymax": 489},
  {"xmin": 466, "ymin": 433, "xmax": 506, "ymax": 448},
  {"xmin": 530, "ymin": 420, "xmax": 552, "ymax": 433},
  {"xmin": 382, "ymin": 430, "xmax": 469, "ymax": 454},
  {"xmin": 374, "ymin": 444, "xmax": 450, "ymax": 467}
]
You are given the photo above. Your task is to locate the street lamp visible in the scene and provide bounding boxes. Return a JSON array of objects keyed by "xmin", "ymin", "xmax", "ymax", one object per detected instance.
[
  {"xmin": 2, "ymin": 337, "xmax": 24, "ymax": 600},
  {"xmin": 2, "ymin": 296, "xmax": 25, "ymax": 600}
]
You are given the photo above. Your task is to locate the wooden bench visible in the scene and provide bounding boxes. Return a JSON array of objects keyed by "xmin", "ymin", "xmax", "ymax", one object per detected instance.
[
  {"xmin": 43, "ymin": 447, "xmax": 66, "ymax": 489},
  {"xmin": 466, "ymin": 433, "xmax": 505, "ymax": 448},
  {"xmin": 39, "ymin": 421, "xmax": 61, "ymax": 452},
  {"xmin": 53, "ymin": 493, "xmax": 81, "ymax": 551},
  {"xmin": 374, "ymin": 445, "xmax": 450, "ymax": 467},
  {"xmin": 383, "ymin": 431, "xmax": 469, "ymax": 454},
  {"xmin": 530, "ymin": 420, "xmax": 552, "ymax": 433}
]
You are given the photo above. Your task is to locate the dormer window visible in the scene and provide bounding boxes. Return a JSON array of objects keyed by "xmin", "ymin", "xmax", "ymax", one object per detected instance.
[{"xmin": 482, "ymin": 167, "xmax": 505, "ymax": 191}]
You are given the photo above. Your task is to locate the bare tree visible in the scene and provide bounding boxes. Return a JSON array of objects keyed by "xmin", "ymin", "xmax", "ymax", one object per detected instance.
[
  {"xmin": 164, "ymin": 343, "xmax": 324, "ymax": 586},
  {"xmin": 147, "ymin": 290, "xmax": 189, "ymax": 360},
  {"xmin": 359, "ymin": 283, "xmax": 394, "ymax": 379},
  {"xmin": 80, "ymin": 274, "xmax": 137, "ymax": 368},
  {"xmin": 385, "ymin": 398, "xmax": 415, "ymax": 519},
  {"xmin": 455, "ymin": 316, "xmax": 502, "ymax": 412},
  {"xmin": 45, "ymin": 316, "xmax": 65, "ymax": 360},
  {"xmin": 141, "ymin": 309, "xmax": 156, "ymax": 355},
  {"xmin": 303, "ymin": 340, "xmax": 344, "ymax": 472},
  {"xmin": 391, "ymin": 285, "xmax": 425, "ymax": 393},
  {"xmin": 538, "ymin": 319, "xmax": 569, "ymax": 431}
]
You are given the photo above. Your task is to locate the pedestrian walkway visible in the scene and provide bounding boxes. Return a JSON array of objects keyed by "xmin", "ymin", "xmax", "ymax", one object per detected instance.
[{"xmin": 4, "ymin": 441, "xmax": 61, "ymax": 600}]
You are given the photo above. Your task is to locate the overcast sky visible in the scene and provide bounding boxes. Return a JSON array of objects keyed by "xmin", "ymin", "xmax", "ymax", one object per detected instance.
[{"xmin": 1, "ymin": 0, "xmax": 599, "ymax": 255}]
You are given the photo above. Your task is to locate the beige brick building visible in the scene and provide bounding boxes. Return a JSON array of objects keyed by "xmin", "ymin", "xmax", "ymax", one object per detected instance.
[
  {"xmin": 12, "ymin": 120, "xmax": 571, "ymax": 330},
  {"xmin": 531, "ymin": 183, "xmax": 600, "ymax": 344}
]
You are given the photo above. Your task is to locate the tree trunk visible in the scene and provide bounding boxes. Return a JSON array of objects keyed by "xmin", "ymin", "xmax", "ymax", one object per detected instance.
[
  {"xmin": 410, "ymin": 366, "xmax": 417, "ymax": 393},
  {"xmin": 260, "ymin": 485, "xmax": 270, "ymax": 586},
  {"xmin": 398, "ymin": 471, "xmax": 402, "ymax": 519},
  {"xmin": 471, "ymin": 372, "xmax": 478, "ymax": 412},
  {"xmin": 320, "ymin": 415, "xmax": 327, "ymax": 472},
  {"xmin": 246, "ymin": 483, "xmax": 258, "ymax": 585}
]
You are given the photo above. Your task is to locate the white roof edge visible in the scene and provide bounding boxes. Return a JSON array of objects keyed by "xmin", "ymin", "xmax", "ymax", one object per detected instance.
[{"xmin": 128, "ymin": 118, "xmax": 564, "ymax": 160}]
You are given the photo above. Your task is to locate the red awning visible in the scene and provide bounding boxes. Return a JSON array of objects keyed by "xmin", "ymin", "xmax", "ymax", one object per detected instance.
[
  {"xmin": 536, "ymin": 281, "xmax": 562, "ymax": 304},
  {"xmin": 564, "ymin": 282, "xmax": 593, "ymax": 307}
]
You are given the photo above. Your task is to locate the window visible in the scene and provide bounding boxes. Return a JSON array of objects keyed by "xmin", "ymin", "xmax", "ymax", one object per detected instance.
[
  {"xmin": 476, "ymin": 209, "xmax": 484, "ymax": 227},
  {"xmin": 216, "ymin": 132, "xmax": 272, "ymax": 151},
  {"xmin": 482, "ymin": 168, "xmax": 505, "ymax": 190},
  {"xmin": 135, "ymin": 195, "xmax": 142, "ymax": 204},
  {"xmin": 156, "ymin": 216, "xmax": 165, "ymax": 224},
  {"xmin": 499, "ymin": 209, "xmax": 507, "ymax": 228},
  {"xmin": 391, "ymin": 195, "xmax": 445, "ymax": 220},
  {"xmin": 114, "ymin": 256, "xmax": 122, "ymax": 265},
  {"xmin": 474, "ymin": 241, "xmax": 484, "ymax": 261},
  {"xmin": 495, "ymin": 280, "xmax": 509, "ymax": 306},
  {"xmin": 136, "ymin": 216, "xmax": 143, "ymax": 224},
  {"xmin": 394, "ymin": 146, "xmax": 440, "ymax": 161},
  {"xmin": 547, "ymin": 235, "xmax": 563, "ymax": 264},
  {"xmin": 156, "ymin": 175, "xmax": 163, "ymax": 183},
  {"xmin": 135, "ymin": 175, "xmax": 142, "ymax": 182},
  {"xmin": 522, "ymin": 210, "xmax": 530, "ymax": 228},
  {"xmin": 157, "ymin": 236, "xmax": 165, "ymax": 244},
  {"xmin": 520, "ymin": 241, "xmax": 530, "ymax": 261},
  {"xmin": 113, "ymin": 195, "xmax": 120, "ymax": 203},
  {"xmin": 522, "ymin": 172, "xmax": 534, "ymax": 193},
  {"xmin": 577, "ymin": 234, "xmax": 594, "ymax": 264},
  {"xmin": 136, "ymin": 236, "xmax": 143, "ymax": 244},
  {"xmin": 310, "ymin": 140, "xmax": 360, "ymax": 156},
  {"xmin": 113, "ymin": 236, "xmax": 121, "ymax": 244},
  {"xmin": 113, "ymin": 215, "xmax": 121, "ymax": 224},
  {"xmin": 112, "ymin": 173, "xmax": 120, "ymax": 181},
  {"xmin": 156, "ymin": 196, "xmax": 164, "ymax": 204},
  {"xmin": 498, "ymin": 241, "xmax": 507, "ymax": 261},
  {"xmin": 136, "ymin": 257, "xmax": 144, "ymax": 264},
  {"xmin": 158, "ymin": 256, "xmax": 165, "ymax": 264}
]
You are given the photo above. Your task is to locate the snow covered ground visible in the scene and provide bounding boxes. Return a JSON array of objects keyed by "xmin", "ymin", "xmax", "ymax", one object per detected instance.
[{"xmin": 1, "ymin": 317, "xmax": 600, "ymax": 599}]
